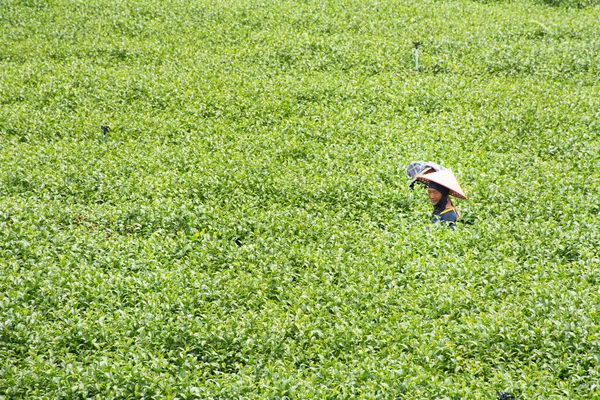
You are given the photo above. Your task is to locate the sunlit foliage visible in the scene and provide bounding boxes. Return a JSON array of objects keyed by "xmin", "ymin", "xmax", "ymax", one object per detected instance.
[{"xmin": 1, "ymin": 0, "xmax": 599, "ymax": 398}]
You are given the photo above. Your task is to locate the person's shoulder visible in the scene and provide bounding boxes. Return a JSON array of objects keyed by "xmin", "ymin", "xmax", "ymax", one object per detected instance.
[{"xmin": 439, "ymin": 208, "xmax": 457, "ymax": 222}]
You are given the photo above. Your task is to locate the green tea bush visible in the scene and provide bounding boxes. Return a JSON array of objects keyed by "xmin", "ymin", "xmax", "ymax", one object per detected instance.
[{"xmin": 1, "ymin": 0, "xmax": 599, "ymax": 398}]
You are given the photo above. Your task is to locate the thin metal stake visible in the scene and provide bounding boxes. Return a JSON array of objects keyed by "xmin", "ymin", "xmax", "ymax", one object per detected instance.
[
  {"xmin": 414, "ymin": 41, "xmax": 421, "ymax": 71},
  {"xmin": 101, "ymin": 125, "xmax": 110, "ymax": 142}
]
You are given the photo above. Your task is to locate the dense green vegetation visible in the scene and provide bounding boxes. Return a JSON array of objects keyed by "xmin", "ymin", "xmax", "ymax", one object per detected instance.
[{"xmin": 1, "ymin": 0, "xmax": 599, "ymax": 398}]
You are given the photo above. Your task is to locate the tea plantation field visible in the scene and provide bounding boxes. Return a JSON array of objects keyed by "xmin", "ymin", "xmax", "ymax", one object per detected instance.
[{"xmin": 1, "ymin": 0, "xmax": 599, "ymax": 398}]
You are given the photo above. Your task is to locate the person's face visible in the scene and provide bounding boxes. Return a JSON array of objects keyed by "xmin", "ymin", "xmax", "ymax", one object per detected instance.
[{"xmin": 427, "ymin": 188, "xmax": 443, "ymax": 205}]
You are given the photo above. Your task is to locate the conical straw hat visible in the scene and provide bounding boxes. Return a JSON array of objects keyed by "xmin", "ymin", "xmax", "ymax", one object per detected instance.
[{"xmin": 415, "ymin": 169, "xmax": 467, "ymax": 199}]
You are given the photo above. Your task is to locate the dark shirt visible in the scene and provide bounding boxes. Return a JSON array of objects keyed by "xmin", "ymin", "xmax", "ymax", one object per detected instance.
[{"xmin": 431, "ymin": 208, "xmax": 457, "ymax": 229}]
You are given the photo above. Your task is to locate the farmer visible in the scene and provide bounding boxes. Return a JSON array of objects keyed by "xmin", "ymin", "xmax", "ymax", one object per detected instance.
[
  {"xmin": 426, "ymin": 180, "xmax": 459, "ymax": 228},
  {"xmin": 407, "ymin": 163, "xmax": 466, "ymax": 229}
]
